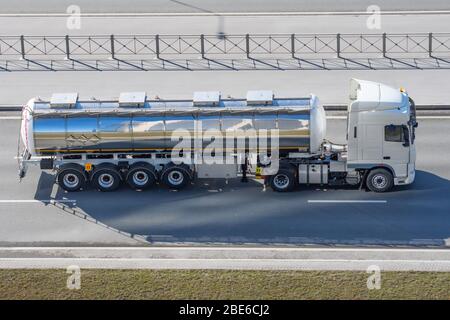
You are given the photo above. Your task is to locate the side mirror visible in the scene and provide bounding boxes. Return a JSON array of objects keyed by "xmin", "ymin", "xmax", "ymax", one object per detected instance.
[{"xmin": 402, "ymin": 125, "xmax": 410, "ymax": 147}]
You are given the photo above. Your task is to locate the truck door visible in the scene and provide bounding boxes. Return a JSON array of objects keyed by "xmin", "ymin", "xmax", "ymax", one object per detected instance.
[
  {"xmin": 382, "ymin": 124, "xmax": 410, "ymax": 176},
  {"xmin": 361, "ymin": 124, "xmax": 383, "ymax": 161}
]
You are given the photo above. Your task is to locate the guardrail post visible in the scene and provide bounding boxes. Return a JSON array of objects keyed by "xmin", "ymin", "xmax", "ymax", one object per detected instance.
[
  {"xmin": 246, "ymin": 34, "xmax": 250, "ymax": 58},
  {"xmin": 200, "ymin": 34, "xmax": 205, "ymax": 59},
  {"xmin": 336, "ymin": 33, "xmax": 341, "ymax": 58},
  {"xmin": 428, "ymin": 32, "xmax": 433, "ymax": 57},
  {"xmin": 20, "ymin": 35, "xmax": 25, "ymax": 60},
  {"xmin": 110, "ymin": 34, "xmax": 115, "ymax": 59},
  {"xmin": 155, "ymin": 34, "xmax": 160, "ymax": 59},
  {"xmin": 382, "ymin": 33, "xmax": 387, "ymax": 57},
  {"xmin": 65, "ymin": 35, "xmax": 70, "ymax": 60},
  {"xmin": 291, "ymin": 33, "xmax": 295, "ymax": 58}
]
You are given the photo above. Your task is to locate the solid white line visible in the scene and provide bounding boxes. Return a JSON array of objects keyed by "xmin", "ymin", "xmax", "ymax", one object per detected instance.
[
  {"xmin": 326, "ymin": 116, "xmax": 347, "ymax": 119},
  {"xmin": 0, "ymin": 117, "xmax": 21, "ymax": 120},
  {"xmin": 0, "ymin": 200, "xmax": 76, "ymax": 204},
  {"xmin": 308, "ymin": 200, "xmax": 387, "ymax": 203},
  {"xmin": 1, "ymin": 11, "xmax": 450, "ymax": 17}
]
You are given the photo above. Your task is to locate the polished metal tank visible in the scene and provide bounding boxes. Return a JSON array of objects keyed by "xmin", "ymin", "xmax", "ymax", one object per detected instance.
[{"xmin": 21, "ymin": 93, "xmax": 326, "ymax": 156}]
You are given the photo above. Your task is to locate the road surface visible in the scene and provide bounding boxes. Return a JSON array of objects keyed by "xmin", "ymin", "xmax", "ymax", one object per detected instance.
[
  {"xmin": 0, "ymin": 3, "xmax": 449, "ymax": 249},
  {"xmin": 1, "ymin": 70, "xmax": 450, "ymax": 106},
  {"xmin": 1, "ymin": 0, "xmax": 450, "ymax": 14},
  {"xmin": 0, "ymin": 116, "xmax": 449, "ymax": 246},
  {"xmin": 1, "ymin": 13, "xmax": 450, "ymax": 35}
]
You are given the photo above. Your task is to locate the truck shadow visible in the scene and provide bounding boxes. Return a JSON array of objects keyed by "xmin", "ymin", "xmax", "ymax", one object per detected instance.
[{"xmin": 33, "ymin": 170, "xmax": 450, "ymax": 246}]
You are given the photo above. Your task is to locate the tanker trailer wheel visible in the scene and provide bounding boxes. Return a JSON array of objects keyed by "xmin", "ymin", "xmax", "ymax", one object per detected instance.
[
  {"xmin": 161, "ymin": 164, "xmax": 191, "ymax": 190},
  {"xmin": 57, "ymin": 165, "xmax": 87, "ymax": 192},
  {"xmin": 366, "ymin": 168, "xmax": 394, "ymax": 193},
  {"xmin": 91, "ymin": 164, "xmax": 122, "ymax": 192},
  {"xmin": 269, "ymin": 167, "xmax": 297, "ymax": 192},
  {"xmin": 126, "ymin": 163, "xmax": 157, "ymax": 191}
]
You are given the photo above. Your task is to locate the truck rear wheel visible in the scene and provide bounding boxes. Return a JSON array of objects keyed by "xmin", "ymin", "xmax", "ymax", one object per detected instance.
[
  {"xmin": 366, "ymin": 168, "xmax": 394, "ymax": 193},
  {"xmin": 91, "ymin": 165, "xmax": 122, "ymax": 192},
  {"xmin": 269, "ymin": 167, "xmax": 297, "ymax": 192},
  {"xmin": 126, "ymin": 163, "xmax": 157, "ymax": 190},
  {"xmin": 57, "ymin": 166, "xmax": 86, "ymax": 192},
  {"xmin": 161, "ymin": 164, "xmax": 191, "ymax": 190}
]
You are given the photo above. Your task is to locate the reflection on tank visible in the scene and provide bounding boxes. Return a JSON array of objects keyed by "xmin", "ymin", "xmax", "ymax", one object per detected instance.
[{"xmin": 33, "ymin": 110, "xmax": 311, "ymax": 154}]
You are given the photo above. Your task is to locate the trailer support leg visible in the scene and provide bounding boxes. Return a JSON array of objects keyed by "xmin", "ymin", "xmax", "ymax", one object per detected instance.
[{"xmin": 241, "ymin": 156, "xmax": 248, "ymax": 183}]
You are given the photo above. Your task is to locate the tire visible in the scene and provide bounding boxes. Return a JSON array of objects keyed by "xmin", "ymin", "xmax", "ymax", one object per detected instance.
[
  {"xmin": 57, "ymin": 167, "xmax": 86, "ymax": 192},
  {"xmin": 91, "ymin": 165, "xmax": 122, "ymax": 192},
  {"xmin": 269, "ymin": 167, "xmax": 297, "ymax": 192},
  {"xmin": 126, "ymin": 163, "xmax": 157, "ymax": 190},
  {"xmin": 161, "ymin": 164, "xmax": 191, "ymax": 190},
  {"xmin": 366, "ymin": 168, "xmax": 394, "ymax": 193}
]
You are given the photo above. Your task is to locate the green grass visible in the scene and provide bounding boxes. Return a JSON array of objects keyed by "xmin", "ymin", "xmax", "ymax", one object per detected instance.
[{"xmin": 0, "ymin": 269, "xmax": 449, "ymax": 300}]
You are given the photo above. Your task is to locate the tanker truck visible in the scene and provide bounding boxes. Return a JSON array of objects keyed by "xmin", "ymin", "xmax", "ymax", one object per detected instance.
[{"xmin": 17, "ymin": 79, "xmax": 417, "ymax": 193}]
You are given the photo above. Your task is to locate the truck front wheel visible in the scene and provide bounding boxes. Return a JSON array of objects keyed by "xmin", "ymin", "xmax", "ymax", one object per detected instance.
[
  {"xmin": 366, "ymin": 168, "xmax": 394, "ymax": 193},
  {"xmin": 269, "ymin": 168, "xmax": 297, "ymax": 192}
]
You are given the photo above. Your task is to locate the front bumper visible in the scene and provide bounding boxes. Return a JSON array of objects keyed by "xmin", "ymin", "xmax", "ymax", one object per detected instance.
[{"xmin": 394, "ymin": 167, "xmax": 415, "ymax": 186}]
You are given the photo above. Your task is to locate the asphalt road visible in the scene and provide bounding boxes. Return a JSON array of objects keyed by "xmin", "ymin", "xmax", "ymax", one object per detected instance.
[
  {"xmin": 0, "ymin": 117, "xmax": 449, "ymax": 246},
  {"xmin": 1, "ymin": 0, "xmax": 449, "ymax": 14},
  {"xmin": 1, "ymin": 70, "xmax": 450, "ymax": 106},
  {"xmin": 1, "ymin": 14, "xmax": 450, "ymax": 35}
]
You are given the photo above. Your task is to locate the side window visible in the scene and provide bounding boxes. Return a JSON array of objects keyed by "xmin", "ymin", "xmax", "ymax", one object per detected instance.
[{"xmin": 384, "ymin": 125, "xmax": 403, "ymax": 142}]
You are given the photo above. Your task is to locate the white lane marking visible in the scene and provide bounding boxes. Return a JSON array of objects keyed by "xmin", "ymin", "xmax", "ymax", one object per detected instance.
[
  {"xmin": 308, "ymin": 200, "xmax": 387, "ymax": 203},
  {"xmin": 0, "ymin": 116, "xmax": 21, "ymax": 120},
  {"xmin": 0, "ymin": 199, "xmax": 76, "ymax": 204},
  {"xmin": 1, "ymin": 11, "xmax": 450, "ymax": 17}
]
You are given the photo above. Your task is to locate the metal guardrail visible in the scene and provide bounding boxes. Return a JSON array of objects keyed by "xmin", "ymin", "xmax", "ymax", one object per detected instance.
[
  {"xmin": 1, "ymin": 33, "xmax": 450, "ymax": 59},
  {"xmin": 0, "ymin": 33, "xmax": 449, "ymax": 71}
]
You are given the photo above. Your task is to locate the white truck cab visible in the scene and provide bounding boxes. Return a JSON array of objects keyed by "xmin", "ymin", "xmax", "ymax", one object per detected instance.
[{"xmin": 345, "ymin": 79, "xmax": 417, "ymax": 189}]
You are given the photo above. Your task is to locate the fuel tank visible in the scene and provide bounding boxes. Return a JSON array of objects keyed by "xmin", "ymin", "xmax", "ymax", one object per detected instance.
[{"xmin": 20, "ymin": 92, "xmax": 326, "ymax": 156}]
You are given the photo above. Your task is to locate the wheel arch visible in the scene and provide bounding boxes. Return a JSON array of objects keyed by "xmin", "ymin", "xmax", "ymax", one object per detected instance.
[
  {"xmin": 91, "ymin": 162, "xmax": 123, "ymax": 181},
  {"xmin": 348, "ymin": 163, "xmax": 396, "ymax": 178}
]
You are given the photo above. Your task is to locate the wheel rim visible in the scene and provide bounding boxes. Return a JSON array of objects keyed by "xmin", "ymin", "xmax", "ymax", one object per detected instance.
[
  {"xmin": 273, "ymin": 174, "xmax": 290, "ymax": 189},
  {"xmin": 63, "ymin": 173, "xmax": 79, "ymax": 189},
  {"xmin": 132, "ymin": 170, "xmax": 149, "ymax": 187},
  {"xmin": 98, "ymin": 173, "xmax": 115, "ymax": 189},
  {"xmin": 168, "ymin": 170, "xmax": 184, "ymax": 186},
  {"xmin": 372, "ymin": 174, "xmax": 387, "ymax": 189}
]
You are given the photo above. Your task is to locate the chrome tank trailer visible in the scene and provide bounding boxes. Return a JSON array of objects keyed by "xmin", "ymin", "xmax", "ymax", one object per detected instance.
[{"xmin": 20, "ymin": 91, "xmax": 326, "ymax": 156}]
